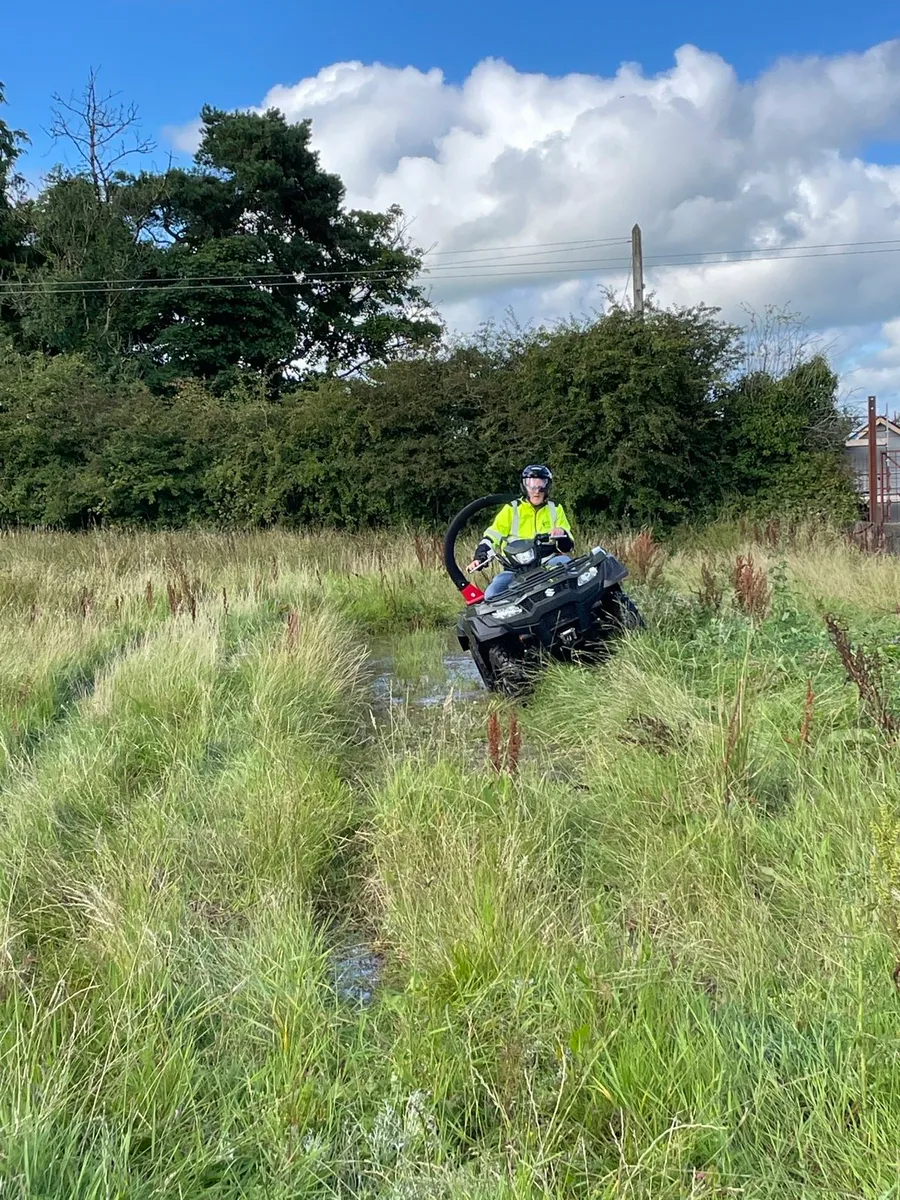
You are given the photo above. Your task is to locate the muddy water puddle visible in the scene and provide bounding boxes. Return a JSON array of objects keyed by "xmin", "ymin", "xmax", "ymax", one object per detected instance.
[
  {"xmin": 368, "ymin": 627, "xmax": 484, "ymax": 708},
  {"xmin": 346, "ymin": 628, "xmax": 486, "ymax": 1004},
  {"xmin": 331, "ymin": 942, "xmax": 383, "ymax": 1006}
]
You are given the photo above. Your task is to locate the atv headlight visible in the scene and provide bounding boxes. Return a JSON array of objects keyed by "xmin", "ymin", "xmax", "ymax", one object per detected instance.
[
  {"xmin": 512, "ymin": 548, "xmax": 536, "ymax": 565},
  {"xmin": 491, "ymin": 603, "xmax": 525, "ymax": 620},
  {"xmin": 577, "ymin": 566, "xmax": 598, "ymax": 586}
]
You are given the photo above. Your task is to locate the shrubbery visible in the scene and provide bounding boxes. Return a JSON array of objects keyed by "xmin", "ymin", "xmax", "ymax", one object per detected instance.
[{"xmin": 0, "ymin": 305, "xmax": 857, "ymax": 530}]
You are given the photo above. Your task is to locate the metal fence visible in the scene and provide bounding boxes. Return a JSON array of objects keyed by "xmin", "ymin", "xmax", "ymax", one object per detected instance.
[{"xmin": 846, "ymin": 396, "xmax": 900, "ymax": 550}]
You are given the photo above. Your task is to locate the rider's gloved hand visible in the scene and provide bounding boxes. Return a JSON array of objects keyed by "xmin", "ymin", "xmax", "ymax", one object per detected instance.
[{"xmin": 468, "ymin": 540, "xmax": 492, "ymax": 572}]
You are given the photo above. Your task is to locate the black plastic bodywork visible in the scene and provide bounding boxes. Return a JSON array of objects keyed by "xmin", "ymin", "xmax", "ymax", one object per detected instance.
[{"xmin": 455, "ymin": 547, "xmax": 629, "ymax": 654}]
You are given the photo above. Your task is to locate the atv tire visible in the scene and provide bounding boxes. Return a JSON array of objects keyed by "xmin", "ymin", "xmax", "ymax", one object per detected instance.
[
  {"xmin": 487, "ymin": 642, "xmax": 530, "ymax": 698},
  {"xmin": 612, "ymin": 587, "xmax": 644, "ymax": 631},
  {"xmin": 582, "ymin": 586, "xmax": 644, "ymax": 659},
  {"xmin": 469, "ymin": 642, "xmax": 493, "ymax": 688}
]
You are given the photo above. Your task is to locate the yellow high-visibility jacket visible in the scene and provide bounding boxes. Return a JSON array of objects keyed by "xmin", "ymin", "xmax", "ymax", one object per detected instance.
[{"xmin": 482, "ymin": 498, "xmax": 574, "ymax": 549}]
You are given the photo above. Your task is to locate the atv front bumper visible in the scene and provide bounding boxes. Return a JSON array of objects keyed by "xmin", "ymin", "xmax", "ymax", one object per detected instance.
[{"xmin": 456, "ymin": 552, "xmax": 627, "ymax": 653}]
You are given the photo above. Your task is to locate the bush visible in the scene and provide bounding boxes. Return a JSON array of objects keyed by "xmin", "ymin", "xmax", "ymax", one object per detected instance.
[{"xmin": 0, "ymin": 302, "xmax": 858, "ymax": 530}]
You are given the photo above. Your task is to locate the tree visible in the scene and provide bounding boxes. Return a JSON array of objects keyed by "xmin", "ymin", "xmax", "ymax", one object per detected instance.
[
  {"xmin": 13, "ymin": 172, "xmax": 160, "ymax": 360},
  {"xmin": 0, "ymin": 82, "xmax": 30, "ymax": 333},
  {"xmin": 270, "ymin": 345, "xmax": 502, "ymax": 526},
  {"xmin": 0, "ymin": 335, "xmax": 208, "ymax": 527},
  {"xmin": 130, "ymin": 106, "xmax": 440, "ymax": 387},
  {"xmin": 10, "ymin": 101, "xmax": 439, "ymax": 387},
  {"xmin": 717, "ymin": 305, "xmax": 857, "ymax": 518},
  {"xmin": 721, "ymin": 353, "xmax": 857, "ymax": 518},
  {"xmin": 8, "ymin": 72, "xmax": 163, "ymax": 363}
]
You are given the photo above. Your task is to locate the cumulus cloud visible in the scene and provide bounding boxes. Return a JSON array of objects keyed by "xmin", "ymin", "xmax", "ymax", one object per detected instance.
[
  {"xmin": 840, "ymin": 321, "xmax": 900, "ymax": 412},
  {"xmin": 167, "ymin": 40, "xmax": 900, "ymax": 403}
]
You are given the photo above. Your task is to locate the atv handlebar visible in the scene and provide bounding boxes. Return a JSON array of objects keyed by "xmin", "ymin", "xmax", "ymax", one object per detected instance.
[{"xmin": 470, "ymin": 532, "xmax": 561, "ymax": 573}]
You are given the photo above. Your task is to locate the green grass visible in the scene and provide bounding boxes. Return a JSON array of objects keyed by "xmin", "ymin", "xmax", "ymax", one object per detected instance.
[{"xmin": 2, "ymin": 526, "xmax": 900, "ymax": 1196}]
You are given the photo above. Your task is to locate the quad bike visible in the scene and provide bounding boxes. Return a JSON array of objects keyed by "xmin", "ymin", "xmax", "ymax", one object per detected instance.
[{"xmin": 443, "ymin": 493, "xmax": 643, "ymax": 697}]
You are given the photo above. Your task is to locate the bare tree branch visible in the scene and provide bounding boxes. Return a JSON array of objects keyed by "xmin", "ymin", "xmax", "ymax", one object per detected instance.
[{"xmin": 47, "ymin": 67, "xmax": 156, "ymax": 200}]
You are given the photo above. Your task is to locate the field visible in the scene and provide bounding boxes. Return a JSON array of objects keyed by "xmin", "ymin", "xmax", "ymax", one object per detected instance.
[{"xmin": 2, "ymin": 525, "xmax": 900, "ymax": 1198}]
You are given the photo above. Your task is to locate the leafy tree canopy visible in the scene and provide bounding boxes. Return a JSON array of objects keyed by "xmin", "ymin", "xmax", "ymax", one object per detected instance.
[{"xmin": 8, "ymin": 97, "xmax": 439, "ymax": 388}]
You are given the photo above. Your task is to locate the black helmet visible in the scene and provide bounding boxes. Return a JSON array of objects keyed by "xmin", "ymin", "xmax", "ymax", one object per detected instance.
[{"xmin": 521, "ymin": 464, "xmax": 553, "ymax": 496}]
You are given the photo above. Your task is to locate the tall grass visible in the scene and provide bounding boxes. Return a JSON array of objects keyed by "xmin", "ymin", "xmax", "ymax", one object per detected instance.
[{"xmin": 2, "ymin": 525, "xmax": 900, "ymax": 1196}]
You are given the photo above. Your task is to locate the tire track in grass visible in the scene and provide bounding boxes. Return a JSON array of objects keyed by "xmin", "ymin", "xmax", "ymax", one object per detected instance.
[
  {"xmin": 0, "ymin": 596, "xmax": 385, "ymax": 1196},
  {"xmin": 3, "ymin": 596, "xmax": 371, "ymax": 976},
  {"xmin": 0, "ymin": 621, "xmax": 155, "ymax": 782},
  {"xmin": 0, "ymin": 584, "xmax": 296, "ymax": 784}
]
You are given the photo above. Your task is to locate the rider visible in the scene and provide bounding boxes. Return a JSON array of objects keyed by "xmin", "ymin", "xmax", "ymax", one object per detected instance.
[{"xmin": 467, "ymin": 464, "xmax": 574, "ymax": 600}]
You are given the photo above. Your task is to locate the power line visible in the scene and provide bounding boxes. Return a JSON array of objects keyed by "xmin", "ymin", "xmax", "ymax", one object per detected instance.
[
  {"xmin": 0, "ymin": 266, "xmax": 419, "ymax": 291},
  {"xmin": 0, "ymin": 254, "xmax": 634, "ymax": 292},
  {"xmin": 422, "ymin": 244, "xmax": 900, "ymax": 278},
  {"xmin": 3, "ymin": 234, "xmax": 900, "ymax": 291},
  {"xmin": 422, "ymin": 235, "xmax": 631, "ymax": 257},
  {"xmin": 4, "ymin": 239, "xmax": 900, "ymax": 298},
  {"xmin": 0, "ymin": 236, "xmax": 636, "ymax": 292},
  {"xmin": 646, "ymin": 245, "xmax": 900, "ymax": 269},
  {"xmin": 620, "ymin": 265, "xmax": 632, "ymax": 307},
  {"xmin": 0, "ymin": 256, "xmax": 638, "ymax": 296},
  {"xmin": 638, "ymin": 236, "xmax": 900, "ymax": 261}
]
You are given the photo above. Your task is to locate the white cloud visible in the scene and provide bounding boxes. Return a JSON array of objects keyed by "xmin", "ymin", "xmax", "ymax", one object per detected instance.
[
  {"xmin": 840, "ymin": 320, "xmax": 900, "ymax": 413},
  {"xmin": 167, "ymin": 40, "xmax": 900, "ymax": 404}
]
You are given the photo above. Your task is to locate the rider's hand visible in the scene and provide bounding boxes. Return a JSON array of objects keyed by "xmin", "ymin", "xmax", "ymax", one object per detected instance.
[
  {"xmin": 467, "ymin": 559, "xmax": 487, "ymax": 573},
  {"xmin": 550, "ymin": 527, "xmax": 566, "ymax": 538}
]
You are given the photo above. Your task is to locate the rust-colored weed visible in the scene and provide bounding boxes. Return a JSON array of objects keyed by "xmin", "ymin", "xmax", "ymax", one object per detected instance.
[
  {"xmin": 507, "ymin": 713, "xmax": 522, "ymax": 776},
  {"xmin": 784, "ymin": 679, "xmax": 816, "ymax": 749},
  {"xmin": 487, "ymin": 711, "xmax": 522, "ymax": 776},
  {"xmin": 621, "ymin": 529, "xmax": 666, "ymax": 587},
  {"xmin": 166, "ymin": 570, "xmax": 201, "ymax": 621},
  {"xmin": 824, "ymin": 614, "xmax": 900, "ymax": 739},
  {"xmin": 487, "ymin": 711, "xmax": 502, "ymax": 772},
  {"xmin": 696, "ymin": 562, "xmax": 723, "ymax": 613},
  {"xmin": 732, "ymin": 554, "xmax": 770, "ymax": 620},
  {"xmin": 800, "ymin": 679, "xmax": 815, "ymax": 747},
  {"xmin": 286, "ymin": 608, "xmax": 300, "ymax": 651},
  {"xmin": 145, "ymin": 578, "xmax": 154, "ymax": 609}
]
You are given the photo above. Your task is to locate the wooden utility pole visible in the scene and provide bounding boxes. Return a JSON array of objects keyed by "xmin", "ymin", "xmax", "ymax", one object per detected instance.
[
  {"xmin": 631, "ymin": 224, "xmax": 644, "ymax": 317},
  {"xmin": 868, "ymin": 394, "xmax": 879, "ymax": 527}
]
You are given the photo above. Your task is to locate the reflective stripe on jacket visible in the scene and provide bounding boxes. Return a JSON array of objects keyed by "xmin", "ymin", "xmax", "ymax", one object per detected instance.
[{"xmin": 483, "ymin": 499, "xmax": 573, "ymax": 547}]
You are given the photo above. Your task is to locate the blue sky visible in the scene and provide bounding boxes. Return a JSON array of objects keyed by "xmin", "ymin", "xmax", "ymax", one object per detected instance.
[{"xmin": 3, "ymin": 0, "xmax": 898, "ymax": 172}]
